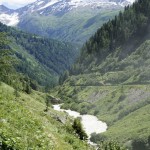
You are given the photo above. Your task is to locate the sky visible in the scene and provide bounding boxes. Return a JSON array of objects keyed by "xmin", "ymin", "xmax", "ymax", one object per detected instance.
[{"xmin": 0, "ymin": 0, "xmax": 37, "ymax": 9}]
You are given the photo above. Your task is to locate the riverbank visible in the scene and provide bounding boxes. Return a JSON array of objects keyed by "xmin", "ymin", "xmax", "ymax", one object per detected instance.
[{"xmin": 53, "ymin": 104, "xmax": 107, "ymax": 138}]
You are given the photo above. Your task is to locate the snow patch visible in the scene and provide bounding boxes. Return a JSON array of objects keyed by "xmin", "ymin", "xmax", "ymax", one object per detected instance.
[
  {"xmin": 37, "ymin": 1, "xmax": 44, "ymax": 5},
  {"xmin": 0, "ymin": 13, "xmax": 19, "ymax": 26},
  {"xmin": 38, "ymin": 0, "xmax": 59, "ymax": 10}
]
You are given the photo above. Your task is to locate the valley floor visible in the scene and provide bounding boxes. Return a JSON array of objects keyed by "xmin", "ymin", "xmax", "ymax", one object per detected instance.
[{"xmin": 52, "ymin": 83, "xmax": 150, "ymax": 149}]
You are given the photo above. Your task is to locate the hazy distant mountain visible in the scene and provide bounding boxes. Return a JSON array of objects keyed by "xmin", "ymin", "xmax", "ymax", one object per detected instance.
[
  {"xmin": 16, "ymin": 0, "xmax": 134, "ymax": 15},
  {"xmin": 0, "ymin": 0, "xmax": 135, "ymax": 43},
  {"xmin": 0, "ymin": 5, "xmax": 13, "ymax": 13}
]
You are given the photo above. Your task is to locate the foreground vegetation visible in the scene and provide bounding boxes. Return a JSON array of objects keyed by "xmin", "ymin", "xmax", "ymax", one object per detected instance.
[{"xmin": 0, "ymin": 82, "xmax": 93, "ymax": 150}]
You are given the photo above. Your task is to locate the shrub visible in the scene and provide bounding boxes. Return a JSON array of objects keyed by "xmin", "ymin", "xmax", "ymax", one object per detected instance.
[
  {"xmin": 90, "ymin": 133, "xmax": 107, "ymax": 143},
  {"xmin": 72, "ymin": 118, "xmax": 88, "ymax": 140}
]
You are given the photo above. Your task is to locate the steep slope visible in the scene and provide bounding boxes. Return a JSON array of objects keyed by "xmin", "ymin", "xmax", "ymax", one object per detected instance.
[
  {"xmin": 0, "ymin": 22, "xmax": 79, "ymax": 87},
  {"xmin": 72, "ymin": 0, "xmax": 150, "ymax": 76},
  {"xmin": 0, "ymin": 82, "xmax": 92, "ymax": 150},
  {"xmin": 0, "ymin": 0, "xmax": 135, "ymax": 44},
  {"xmin": 51, "ymin": 0, "xmax": 150, "ymax": 149},
  {"xmin": 0, "ymin": 5, "xmax": 13, "ymax": 13},
  {"xmin": 0, "ymin": 20, "xmax": 92, "ymax": 150}
]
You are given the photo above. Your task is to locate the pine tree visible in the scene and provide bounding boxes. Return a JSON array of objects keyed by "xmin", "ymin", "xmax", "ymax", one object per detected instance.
[{"xmin": 72, "ymin": 118, "xmax": 88, "ymax": 140}]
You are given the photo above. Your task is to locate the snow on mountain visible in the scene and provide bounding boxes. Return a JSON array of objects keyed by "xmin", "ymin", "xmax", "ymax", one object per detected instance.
[
  {"xmin": 18, "ymin": 0, "xmax": 135, "ymax": 15},
  {"xmin": 0, "ymin": 5, "xmax": 14, "ymax": 14},
  {"xmin": 37, "ymin": 0, "xmax": 116, "ymax": 11},
  {"xmin": 38, "ymin": 0, "xmax": 59, "ymax": 10},
  {"xmin": 0, "ymin": 13, "xmax": 19, "ymax": 26},
  {"xmin": 0, "ymin": 0, "xmax": 135, "ymax": 26},
  {"xmin": 118, "ymin": 0, "xmax": 136, "ymax": 7}
]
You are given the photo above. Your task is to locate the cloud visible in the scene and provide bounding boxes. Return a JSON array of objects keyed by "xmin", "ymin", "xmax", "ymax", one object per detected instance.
[{"xmin": 1, "ymin": 0, "xmax": 36, "ymax": 9}]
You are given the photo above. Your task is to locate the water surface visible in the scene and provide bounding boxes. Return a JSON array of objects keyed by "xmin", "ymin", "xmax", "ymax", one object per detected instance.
[{"xmin": 53, "ymin": 104, "xmax": 107, "ymax": 137}]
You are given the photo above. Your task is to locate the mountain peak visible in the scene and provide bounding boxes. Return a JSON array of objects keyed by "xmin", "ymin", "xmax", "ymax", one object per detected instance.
[
  {"xmin": 0, "ymin": 5, "xmax": 14, "ymax": 13},
  {"xmin": 0, "ymin": 5, "xmax": 18, "ymax": 26},
  {"xmin": 17, "ymin": 0, "xmax": 135, "ymax": 16}
]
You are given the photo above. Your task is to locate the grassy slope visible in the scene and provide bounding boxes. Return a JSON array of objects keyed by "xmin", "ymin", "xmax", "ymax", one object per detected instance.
[
  {"xmin": 51, "ymin": 40, "xmax": 150, "ymax": 148},
  {"xmin": 0, "ymin": 82, "xmax": 93, "ymax": 150}
]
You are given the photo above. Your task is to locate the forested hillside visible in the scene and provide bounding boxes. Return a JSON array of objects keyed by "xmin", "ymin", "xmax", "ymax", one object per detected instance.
[
  {"xmin": 0, "ymin": 25, "xmax": 92, "ymax": 150},
  {"xmin": 52, "ymin": 0, "xmax": 150, "ymax": 149},
  {"xmin": 18, "ymin": 9, "xmax": 119, "ymax": 44},
  {"xmin": 74, "ymin": 0, "xmax": 150, "ymax": 74},
  {"xmin": 0, "ymin": 22, "xmax": 79, "ymax": 88}
]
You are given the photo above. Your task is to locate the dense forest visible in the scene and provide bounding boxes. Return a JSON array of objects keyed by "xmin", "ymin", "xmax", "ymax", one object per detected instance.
[
  {"xmin": 70, "ymin": 0, "xmax": 150, "ymax": 75},
  {"xmin": 0, "ymin": 22, "xmax": 79, "ymax": 88}
]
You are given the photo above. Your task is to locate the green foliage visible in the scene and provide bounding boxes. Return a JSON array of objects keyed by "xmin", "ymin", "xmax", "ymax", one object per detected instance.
[
  {"xmin": 0, "ymin": 22, "xmax": 79, "ymax": 88},
  {"xmin": 51, "ymin": 1, "xmax": 150, "ymax": 149},
  {"xmin": 73, "ymin": 0, "xmax": 150, "ymax": 74},
  {"xmin": 53, "ymin": 78, "xmax": 150, "ymax": 149},
  {"xmin": 98, "ymin": 141, "xmax": 126, "ymax": 150},
  {"xmin": 59, "ymin": 70, "xmax": 70, "ymax": 85},
  {"xmin": 44, "ymin": 94, "xmax": 52, "ymax": 112},
  {"xmin": 0, "ymin": 83, "xmax": 92, "ymax": 150},
  {"xmin": 72, "ymin": 118, "xmax": 88, "ymax": 140},
  {"xmin": 0, "ymin": 32, "xmax": 17, "ymax": 85},
  {"xmin": 131, "ymin": 138, "xmax": 150, "ymax": 150},
  {"xmin": 90, "ymin": 133, "xmax": 107, "ymax": 143}
]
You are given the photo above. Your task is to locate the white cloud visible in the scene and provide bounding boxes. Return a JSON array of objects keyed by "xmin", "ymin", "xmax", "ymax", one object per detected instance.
[{"xmin": 0, "ymin": 0, "xmax": 37, "ymax": 9}]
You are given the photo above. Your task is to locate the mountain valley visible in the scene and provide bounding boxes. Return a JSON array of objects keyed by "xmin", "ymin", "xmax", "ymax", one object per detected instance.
[{"xmin": 0, "ymin": 0, "xmax": 150, "ymax": 150}]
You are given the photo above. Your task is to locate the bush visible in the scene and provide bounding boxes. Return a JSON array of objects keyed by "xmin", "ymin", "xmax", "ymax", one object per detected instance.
[
  {"xmin": 98, "ymin": 141, "xmax": 126, "ymax": 150},
  {"xmin": 132, "ymin": 138, "xmax": 149, "ymax": 150},
  {"xmin": 72, "ymin": 118, "xmax": 88, "ymax": 140},
  {"xmin": 90, "ymin": 133, "xmax": 107, "ymax": 143}
]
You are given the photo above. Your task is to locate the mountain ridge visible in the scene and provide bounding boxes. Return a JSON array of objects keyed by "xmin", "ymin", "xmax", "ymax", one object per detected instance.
[
  {"xmin": 16, "ymin": 0, "xmax": 134, "ymax": 16},
  {"xmin": 0, "ymin": 0, "xmax": 135, "ymax": 44}
]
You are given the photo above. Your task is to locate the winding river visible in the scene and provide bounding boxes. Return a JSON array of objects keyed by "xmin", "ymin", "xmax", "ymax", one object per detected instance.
[{"xmin": 53, "ymin": 104, "xmax": 107, "ymax": 139}]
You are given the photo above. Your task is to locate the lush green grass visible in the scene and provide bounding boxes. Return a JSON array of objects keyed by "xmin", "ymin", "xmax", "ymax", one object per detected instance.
[{"xmin": 0, "ymin": 82, "xmax": 93, "ymax": 150}]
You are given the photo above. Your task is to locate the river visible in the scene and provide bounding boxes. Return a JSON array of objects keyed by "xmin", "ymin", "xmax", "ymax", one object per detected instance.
[{"xmin": 53, "ymin": 104, "xmax": 107, "ymax": 139}]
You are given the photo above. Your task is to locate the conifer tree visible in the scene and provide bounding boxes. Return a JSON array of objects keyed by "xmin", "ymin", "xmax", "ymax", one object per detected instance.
[{"xmin": 0, "ymin": 32, "xmax": 17, "ymax": 84}]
